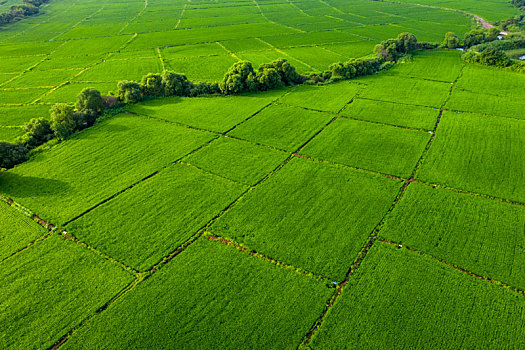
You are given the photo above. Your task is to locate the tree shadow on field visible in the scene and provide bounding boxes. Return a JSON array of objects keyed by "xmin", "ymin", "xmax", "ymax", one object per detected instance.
[{"xmin": 0, "ymin": 172, "xmax": 70, "ymax": 198}]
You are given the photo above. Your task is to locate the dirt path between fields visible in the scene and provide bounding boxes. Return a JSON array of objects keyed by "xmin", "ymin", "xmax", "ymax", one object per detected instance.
[{"xmin": 472, "ymin": 14, "xmax": 494, "ymax": 29}]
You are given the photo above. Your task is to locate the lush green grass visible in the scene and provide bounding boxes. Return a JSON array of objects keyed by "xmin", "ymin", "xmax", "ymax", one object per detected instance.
[
  {"xmin": 342, "ymin": 98, "xmax": 439, "ymax": 130},
  {"xmin": 278, "ymin": 82, "xmax": 362, "ymax": 113},
  {"xmin": 0, "ymin": 201, "xmax": 47, "ymax": 261},
  {"xmin": 76, "ymin": 58, "xmax": 162, "ymax": 83},
  {"xmin": 126, "ymin": 90, "xmax": 284, "ymax": 133},
  {"xmin": 68, "ymin": 164, "xmax": 247, "ymax": 271},
  {"xmin": 417, "ymin": 111, "xmax": 525, "ymax": 203},
  {"xmin": 0, "ymin": 126, "xmax": 23, "ymax": 142},
  {"xmin": 62, "ymin": 238, "xmax": 332, "ymax": 349},
  {"xmin": 301, "ymin": 118, "xmax": 430, "ymax": 177},
  {"xmin": 4, "ymin": 69, "xmax": 82, "ymax": 88},
  {"xmin": 386, "ymin": 49, "xmax": 463, "ymax": 82},
  {"xmin": 0, "ymin": 105, "xmax": 51, "ymax": 126},
  {"xmin": 0, "ymin": 114, "xmax": 214, "ymax": 225},
  {"xmin": 211, "ymin": 157, "xmax": 402, "ymax": 280},
  {"xmin": 0, "ymin": 88, "xmax": 49, "ymax": 104},
  {"xmin": 42, "ymin": 82, "xmax": 116, "ymax": 103},
  {"xmin": 455, "ymin": 64, "xmax": 525, "ymax": 98},
  {"xmin": 0, "ymin": 235, "xmax": 133, "ymax": 350},
  {"xmin": 228, "ymin": 104, "xmax": 333, "ymax": 152},
  {"xmin": 446, "ymin": 89, "xmax": 525, "ymax": 120},
  {"xmin": 311, "ymin": 242, "xmax": 525, "ymax": 349},
  {"xmin": 183, "ymin": 136, "xmax": 290, "ymax": 185},
  {"xmin": 357, "ymin": 74, "xmax": 452, "ymax": 108},
  {"xmin": 381, "ymin": 182, "xmax": 525, "ymax": 290}
]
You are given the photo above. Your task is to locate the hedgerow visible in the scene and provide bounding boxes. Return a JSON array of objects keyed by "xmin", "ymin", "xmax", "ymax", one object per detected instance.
[{"xmin": 0, "ymin": 0, "xmax": 50, "ymax": 26}]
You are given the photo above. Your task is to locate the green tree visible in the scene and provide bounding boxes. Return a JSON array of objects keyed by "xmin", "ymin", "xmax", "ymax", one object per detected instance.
[
  {"xmin": 141, "ymin": 73, "xmax": 164, "ymax": 97},
  {"xmin": 117, "ymin": 80, "xmax": 143, "ymax": 103},
  {"xmin": 161, "ymin": 71, "xmax": 191, "ymax": 96},
  {"xmin": 397, "ymin": 32, "xmax": 418, "ymax": 53},
  {"xmin": 0, "ymin": 142, "xmax": 28, "ymax": 169},
  {"xmin": 256, "ymin": 67, "xmax": 283, "ymax": 91},
  {"xmin": 259, "ymin": 59, "xmax": 304, "ymax": 85},
  {"xmin": 49, "ymin": 104, "xmax": 77, "ymax": 140},
  {"xmin": 76, "ymin": 88, "xmax": 104, "ymax": 113},
  {"xmin": 487, "ymin": 27, "xmax": 500, "ymax": 42},
  {"xmin": 464, "ymin": 29, "xmax": 486, "ymax": 48},
  {"xmin": 442, "ymin": 32, "xmax": 460, "ymax": 49},
  {"xmin": 219, "ymin": 61, "xmax": 258, "ymax": 94},
  {"xmin": 21, "ymin": 117, "xmax": 53, "ymax": 148}
]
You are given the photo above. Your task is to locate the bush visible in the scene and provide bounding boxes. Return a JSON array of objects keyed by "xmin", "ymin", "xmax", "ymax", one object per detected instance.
[
  {"xmin": 49, "ymin": 104, "xmax": 77, "ymax": 140},
  {"xmin": 189, "ymin": 82, "xmax": 214, "ymax": 97},
  {"xmin": 256, "ymin": 67, "xmax": 284, "ymax": 91},
  {"xmin": 76, "ymin": 88, "xmax": 104, "ymax": 113},
  {"xmin": 0, "ymin": 142, "xmax": 28, "ymax": 169},
  {"xmin": 258, "ymin": 59, "xmax": 304, "ymax": 85},
  {"xmin": 442, "ymin": 32, "xmax": 460, "ymax": 49},
  {"xmin": 219, "ymin": 61, "xmax": 258, "ymax": 94},
  {"xmin": 161, "ymin": 71, "xmax": 191, "ymax": 97},
  {"xmin": 141, "ymin": 73, "xmax": 164, "ymax": 97},
  {"xmin": 21, "ymin": 117, "xmax": 54, "ymax": 148},
  {"xmin": 464, "ymin": 29, "xmax": 487, "ymax": 49},
  {"xmin": 117, "ymin": 80, "xmax": 143, "ymax": 103}
]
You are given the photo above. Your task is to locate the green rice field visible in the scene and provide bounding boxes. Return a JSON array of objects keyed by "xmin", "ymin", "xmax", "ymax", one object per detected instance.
[{"xmin": 2, "ymin": 0, "xmax": 525, "ymax": 348}]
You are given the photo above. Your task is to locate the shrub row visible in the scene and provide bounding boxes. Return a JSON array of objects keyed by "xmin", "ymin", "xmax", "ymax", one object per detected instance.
[{"xmin": 1, "ymin": 33, "xmax": 421, "ymax": 169}]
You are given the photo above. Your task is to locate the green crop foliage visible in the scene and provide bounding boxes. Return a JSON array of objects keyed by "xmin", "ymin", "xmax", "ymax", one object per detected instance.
[
  {"xmin": 381, "ymin": 182, "xmax": 525, "ymax": 289},
  {"xmin": 0, "ymin": 235, "xmax": 133, "ymax": 350},
  {"xmin": 126, "ymin": 90, "xmax": 285, "ymax": 133},
  {"xmin": 301, "ymin": 118, "xmax": 430, "ymax": 177},
  {"xmin": 417, "ymin": 111, "xmax": 525, "ymax": 203},
  {"xmin": 68, "ymin": 164, "xmax": 247, "ymax": 271},
  {"xmin": 445, "ymin": 89, "xmax": 525, "ymax": 119},
  {"xmin": 228, "ymin": 104, "xmax": 333, "ymax": 151},
  {"xmin": 357, "ymin": 74, "xmax": 452, "ymax": 107},
  {"xmin": 311, "ymin": 242, "xmax": 525, "ymax": 349},
  {"xmin": 0, "ymin": 201, "xmax": 46, "ymax": 260},
  {"xmin": 342, "ymin": 98, "xmax": 439, "ymax": 130},
  {"xmin": 279, "ymin": 82, "xmax": 361, "ymax": 113},
  {"xmin": 62, "ymin": 239, "xmax": 332, "ymax": 349},
  {"xmin": 184, "ymin": 136, "xmax": 290, "ymax": 185},
  {"xmin": 0, "ymin": 114, "xmax": 214, "ymax": 225},
  {"xmin": 211, "ymin": 157, "xmax": 402, "ymax": 280}
]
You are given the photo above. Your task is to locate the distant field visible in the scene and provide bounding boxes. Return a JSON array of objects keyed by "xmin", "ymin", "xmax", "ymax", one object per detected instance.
[{"xmin": 2, "ymin": 0, "xmax": 525, "ymax": 349}]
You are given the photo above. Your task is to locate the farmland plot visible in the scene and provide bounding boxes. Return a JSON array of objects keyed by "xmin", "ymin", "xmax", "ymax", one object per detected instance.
[
  {"xmin": 445, "ymin": 89, "xmax": 525, "ymax": 119},
  {"xmin": 381, "ymin": 183, "xmax": 525, "ymax": 290},
  {"xmin": 311, "ymin": 242, "xmax": 525, "ymax": 349},
  {"xmin": 0, "ymin": 235, "xmax": 133, "ymax": 350},
  {"xmin": 0, "ymin": 114, "xmax": 214, "ymax": 225},
  {"xmin": 417, "ymin": 112, "xmax": 525, "ymax": 203},
  {"xmin": 62, "ymin": 239, "xmax": 332, "ymax": 349},
  {"xmin": 68, "ymin": 164, "xmax": 247, "ymax": 271},
  {"xmin": 300, "ymin": 117, "xmax": 430, "ymax": 178},
  {"xmin": 211, "ymin": 157, "xmax": 402, "ymax": 280}
]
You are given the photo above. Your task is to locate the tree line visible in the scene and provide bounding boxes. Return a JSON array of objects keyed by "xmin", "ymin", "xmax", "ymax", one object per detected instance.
[
  {"xmin": 0, "ymin": 0, "xmax": 49, "ymax": 26},
  {"xmin": 1, "ymin": 32, "xmax": 424, "ymax": 169}
]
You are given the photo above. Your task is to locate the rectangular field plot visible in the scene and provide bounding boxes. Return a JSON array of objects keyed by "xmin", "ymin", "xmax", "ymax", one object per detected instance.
[
  {"xmin": 0, "ymin": 235, "xmax": 133, "ymax": 350},
  {"xmin": 63, "ymin": 239, "xmax": 331, "ymax": 349},
  {"xmin": 0, "ymin": 88, "xmax": 49, "ymax": 105},
  {"xmin": 4, "ymin": 69, "xmax": 82, "ymax": 88},
  {"xmin": 417, "ymin": 112, "xmax": 525, "ymax": 203},
  {"xmin": 386, "ymin": 49, "xmax": 463, "ymax": 82},
  {"xmin": 228, "ymin": 104, "xmax": 333, "ymax": 152},
  {"xmin": 381, "ymin": 183, "xmax": 525, "ymax": 290},
  {"xmin": 68, "ymin": 164, "xmax": 247, "ymax": 271},
  {"xmin": 165, "ymin": 54, "xmax": 238, "ymax": 82},
  {"xmin": 127, "ymin": 90, "xmax": 284, "ymax": 133},
  {"xmin": 0, "ymin": 56, "xmax": 43, "ymax": 74},
  {"xmin": 0, "ymin": 41, "xmax": 59, "ymax": 57},
  {"xmin": 36, "ymin": 55, "xmax": 102, "ymax": 70},
  {"xmin": 455, "ymin": 65, "xmax": 525, "ymax": 99},
  {"xmin": 0, "ymin": 201, "xmax": 47, "ymax": 261},
  {"xmin": 446, "ymin": 89, "xmax": 525, "ymax": 119},
  {"xmin": 342, "ymin": 98, "xmax": 439, "ymax": 130},
  {"xmin": 279, "ymin": 82, "xmax": 361, "ymax": 113},
  {"xmin": 320, "ymin": 41, "xmax": 377, "ymax": 59},
  {"xmin": 41, "ymin": 82, "xmax": 117, "ymax": 104},
  {"xmin": 161, "ymin": 43, "xmax": 227, "ymax": 60},
  {"xmin": 310, "ymin": 242, "xmax": 525, "ymax": 349},
  {"xmin": 76, "ymin": 58, "xmax": 162, "ymax": 83},
  {"xmin": 211, "ymin": 157, "xmax": 402, "ymax": 280},
  {"xmin": 301, "ymin": 118, "xmax": 430, "ymax": 177},
  {"xmin": 0, "ymin": 105, "xmax": 50, "ymax": 126},
  {"xmin": 51, "ymin": 36, "xmax": 132, "ymax": 58},
  {"xmin": 280, "ymin": 46, "xmax": 346, "ymax": 71},
  {"xmin": 184, "ymin": 137, "xmax": 290, "ymax": 185},
  {"xmin": 357, "ymin": 75, "xmax": 451, "ymax": 108},
  {"xmin": 235, "ymin": 50, "xmax": 311, "ymax": 73},
  {"xmin": 0, "ymin": 114, "xmax": 214, "ymax": 225}
]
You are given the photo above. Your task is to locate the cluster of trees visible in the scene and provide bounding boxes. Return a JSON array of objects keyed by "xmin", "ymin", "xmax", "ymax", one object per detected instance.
[
  {"xmin": 497, "ymin": 14, "xmax": 525, "ymax": 32},
  {"xmin": 0, "ymin": 0, "xmax": 49, "ymax": 26},
  {"xmin": 462, "ymin": 47, "xmax": 512, "ymax": 67},
  {"xmin": 373, "ymin": 32, "xmax": 418, "ymax": 61},
  {"xmin": 440, "ymin": 27, "xmax": 501, "ymax": 50},
  {"xmin": 512, "ymin": 0, "xmax": 525, "ymax": 10},
  {"xmin": 0, "ymin": 88, "xmax": 105, "ymax": 169}
]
